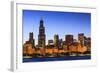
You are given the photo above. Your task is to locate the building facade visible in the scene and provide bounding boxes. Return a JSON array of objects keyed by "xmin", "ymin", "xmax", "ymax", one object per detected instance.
[
  {"xmin": 65, "ymin": 34, "xmax": 73, "ymax": 45},
  {"xmin": 54, "ymin": 34, "xmax": 59, "ymax": 48},
  {"xmin": 48, "ymin": 40, "xmax": 53, "ymax": 46},
  {"xmin": 78, "ymin": 33, "xmax": 84, "ymax": 47},
  {"xmin": 38, "ymin": 18, "xmax": 46, "ymax": 48},
  {"xmin": 59, "ymin": 39, "xmax": 63, "ymax": 49},
  {"xmin": 29, "ymin": 32, "xmax": 35, "ymax": 48}
]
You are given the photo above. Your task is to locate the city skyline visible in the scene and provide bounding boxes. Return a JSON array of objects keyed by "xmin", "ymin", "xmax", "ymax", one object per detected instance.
[{"xmin": 23, "ymin": 10, "xmax": 91, "ymax": 45}]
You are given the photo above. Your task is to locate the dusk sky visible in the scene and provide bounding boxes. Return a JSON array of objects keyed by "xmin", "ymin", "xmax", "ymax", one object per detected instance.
[{"xmin": 23, "ymin": 10, "xmax": 91, "ymax": 45}]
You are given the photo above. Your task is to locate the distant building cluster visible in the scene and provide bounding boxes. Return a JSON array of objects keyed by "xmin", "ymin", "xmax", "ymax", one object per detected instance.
[{"xmin": 23, "ymin": 18, "xmax": 91, "ymax": 58}]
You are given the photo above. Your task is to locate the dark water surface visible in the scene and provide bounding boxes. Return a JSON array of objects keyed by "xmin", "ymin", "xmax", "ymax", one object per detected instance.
[{"xmin": 23, "ymin": 56, "xmax": 91, "ymax": 63}]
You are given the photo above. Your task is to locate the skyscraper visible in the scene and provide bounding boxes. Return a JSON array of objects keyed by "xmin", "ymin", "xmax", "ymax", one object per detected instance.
[
  {"xmin": 84, "ymin": 37, "xmax": 91, "ymax": 51},
  {"xmin": 54, "ymin": 34, "xmax": 59, "ymax": 48},
  {"xmin": 59, "ymin": 39, "xmax": 63, "ymax": 49},
  {"xmin": 29, "ymin": 32, "xmax": 35, "ymax": 48},
  {"xmin": 48, "ymin": 40, "xmax": 53, "ymax": 46},
  {"xmin": 38, "ymin": 18, "xmax": 46, "ymax": 48},
  {"xmin": 78, "ymin": 33, "xmax": 84, "ymax": 46},
  {"xmin": 65, "ymin": 35, "xmax": 73, "ymax": 45}
]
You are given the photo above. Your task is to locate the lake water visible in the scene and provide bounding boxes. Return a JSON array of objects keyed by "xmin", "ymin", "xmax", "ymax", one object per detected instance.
[{"xmin": 23, "ymin": 56, "xmax": 91, "ymax": 63}]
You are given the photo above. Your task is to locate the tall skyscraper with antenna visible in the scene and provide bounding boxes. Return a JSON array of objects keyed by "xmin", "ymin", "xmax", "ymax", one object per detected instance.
[{"xmin": 38, "ymin": 18, "xmax": 46, "ymax": 48}]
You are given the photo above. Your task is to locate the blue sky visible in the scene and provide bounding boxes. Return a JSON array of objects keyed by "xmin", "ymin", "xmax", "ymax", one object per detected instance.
[{"xmin": 23, "ymin": 10, "xmax": 91, "ymax": 45}]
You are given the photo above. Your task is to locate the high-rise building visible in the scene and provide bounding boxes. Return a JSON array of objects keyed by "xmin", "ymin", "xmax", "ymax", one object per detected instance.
[
  {"xmin": 29, "ymin": 32, "xmax": 35, "ymax": 48},
  {"xmin": 65, "ymin": 35, "xmax": 73, "ymax": 45},
  {"xmin": 54, "ymin": 34, "xmax": 59, "ymax": 48},
  {"xmin": 38, "ymin": 18, "xmax": 46, "ymax": 48},
  {"xmin": 78, "ymin": 33, "xmax": 84, "ymax": 46},
  {"xmin": 48, "ymin": 40, "xmax": 53, "ymax": 46},
  {"xmin": 59, "ymin": 39, "xmax": 63, "ymax": 49},
  {"xmin": 84, "ymin": 37, "xmax": 91, "ymax": 51}
]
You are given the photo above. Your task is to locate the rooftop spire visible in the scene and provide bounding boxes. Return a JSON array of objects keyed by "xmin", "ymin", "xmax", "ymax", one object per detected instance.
[{"xmin": 40, "ymin": 17, "xmax": 44, "ymax": 27}]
